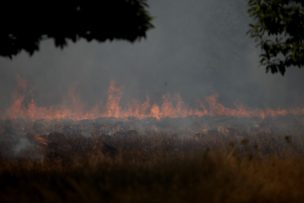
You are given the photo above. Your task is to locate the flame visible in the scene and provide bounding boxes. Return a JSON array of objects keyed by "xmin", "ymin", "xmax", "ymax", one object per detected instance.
[
  {"xmin": 4, "ymin": 78, "xmax": 304, "ymax": 121},
  {"xmin": 8, "ymin": 75, "xmax": 28, "ymax": 119},
  {"xmin": 105, "ymin": 81, "xmax": 122, "ymax": 118}
]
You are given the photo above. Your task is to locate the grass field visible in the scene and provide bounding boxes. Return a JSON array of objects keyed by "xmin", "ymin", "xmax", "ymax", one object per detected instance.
[{"xmin": 1, "ymin": 128, "xmax": 304, "ymax": 203}]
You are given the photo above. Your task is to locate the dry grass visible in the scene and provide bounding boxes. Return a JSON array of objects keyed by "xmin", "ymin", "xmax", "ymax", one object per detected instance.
[{"xmin": 0, "ymin": 131, "xmax": 304, "ymax": 203}]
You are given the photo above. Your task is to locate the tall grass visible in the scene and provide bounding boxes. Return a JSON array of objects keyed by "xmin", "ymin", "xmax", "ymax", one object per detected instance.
[{"xmin": 1, "ymin": 131, "xmax": 304, "ymax": 203}]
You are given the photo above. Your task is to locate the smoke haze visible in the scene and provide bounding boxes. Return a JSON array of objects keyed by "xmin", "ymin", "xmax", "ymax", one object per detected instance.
[{"xmin": 0, "ymin": 0, "xmax": 304, "ymax": 111}]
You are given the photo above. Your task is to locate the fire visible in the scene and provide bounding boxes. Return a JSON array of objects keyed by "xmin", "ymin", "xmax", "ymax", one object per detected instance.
[
  {"xmin": 105, "ymin": 81, "xmax": 122, "ymax": 118},
  {"xmin": 4, "ymin": 78, "xmax": 304, "ymax": 121}
]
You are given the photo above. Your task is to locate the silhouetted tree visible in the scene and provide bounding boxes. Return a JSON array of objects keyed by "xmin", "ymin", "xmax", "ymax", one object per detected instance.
[
  {"xmin": 248, "ymin": 0, "xmax": 304, "ymax": 75},
  {"xmin": 0, "ymin": 0, "xmax": 153, "ymax": 58}
]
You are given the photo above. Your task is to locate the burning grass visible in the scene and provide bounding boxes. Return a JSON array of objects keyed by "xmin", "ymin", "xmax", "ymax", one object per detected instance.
[
  {"xmin": 6, "ymin": 79, "xmax": 304, "ymax": 121},
  {"xmin": 1, "ymin": 124, "xmax": 304, "ymax": 203}
]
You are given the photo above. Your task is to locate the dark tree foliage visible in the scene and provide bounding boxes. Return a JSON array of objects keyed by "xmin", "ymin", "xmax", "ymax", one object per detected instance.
[
  {"xmin": 248, "ymin": 0, "xmax": 304, "ymax": 75},
  {"xmin": 0, "ymin": 0, "xmax": 153, "ymax": 58}
]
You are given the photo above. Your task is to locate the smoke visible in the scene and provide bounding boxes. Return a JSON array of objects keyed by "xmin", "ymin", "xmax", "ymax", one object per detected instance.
[{"xmin": 0, "ymin": 0, "xmax": 304, "ymax": 111}]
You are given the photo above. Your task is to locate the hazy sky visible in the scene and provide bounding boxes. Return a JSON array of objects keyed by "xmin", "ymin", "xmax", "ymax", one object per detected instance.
[{"xmin": 0, "ymin": 0, "xmax": 304, "ymax": 110}]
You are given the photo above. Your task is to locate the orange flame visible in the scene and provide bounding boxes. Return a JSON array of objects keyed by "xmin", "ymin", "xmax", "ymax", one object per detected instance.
[
  {"xmin": 4, "ymin": 79, "xmax": 304, "ymax": 121},
  {"xmin": 105, "ymin": 81, "xmax": 122, "ymax": 118}
]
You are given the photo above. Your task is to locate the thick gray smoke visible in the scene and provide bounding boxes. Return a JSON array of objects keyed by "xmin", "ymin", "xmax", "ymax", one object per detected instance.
[{"xmin": 0, "ymin": 0, "xmax": 304, "ymax": 111}]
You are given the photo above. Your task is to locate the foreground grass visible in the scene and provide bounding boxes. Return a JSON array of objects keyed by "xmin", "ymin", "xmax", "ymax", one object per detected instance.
[{"xmin": 1, "ymin": 144, "xmax": 304, "ymax": 203}]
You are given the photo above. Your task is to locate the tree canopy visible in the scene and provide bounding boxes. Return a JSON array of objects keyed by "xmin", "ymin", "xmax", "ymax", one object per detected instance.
[
  {"xmin": 248, "ymin": 0, "xmax": 304, "ymax": 75},
  {"xmin": 0, "ymin": 0, "xmax": 153, "ymax": 58}
]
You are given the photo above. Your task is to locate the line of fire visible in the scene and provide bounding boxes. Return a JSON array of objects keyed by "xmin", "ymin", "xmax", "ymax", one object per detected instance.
[{"xmin": 4, "ymin": 78, "xmax": 304, "ymax": 121}]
